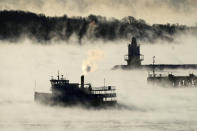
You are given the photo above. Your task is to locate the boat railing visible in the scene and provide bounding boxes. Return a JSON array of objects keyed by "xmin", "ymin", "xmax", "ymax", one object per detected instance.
[
  {"xmin": 94, "ymin": 93, "xmax": 116, "ymax": 98},
  {"xmin": 92, "ymin": 86, "xmax": 116, "ymax": 91},
  {"xmin": 148, "ymin": 73, "xmax": 169, "ymax": 77}
]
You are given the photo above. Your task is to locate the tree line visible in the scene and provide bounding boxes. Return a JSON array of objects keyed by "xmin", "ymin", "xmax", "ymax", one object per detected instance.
[{"xmin": 0, "ymin": 10, "xmax": 195, "ymax": 43}]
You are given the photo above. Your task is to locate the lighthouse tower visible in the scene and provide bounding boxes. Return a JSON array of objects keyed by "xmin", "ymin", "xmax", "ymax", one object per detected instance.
[{"xmin": 124, "ymin": 37, "xmax": 144, "ymax": 67}]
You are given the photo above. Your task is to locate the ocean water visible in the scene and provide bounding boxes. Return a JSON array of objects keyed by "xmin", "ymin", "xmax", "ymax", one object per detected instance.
[{"xmin": 0, "ymin": 39, "xmax": 197, "ymax": 131}]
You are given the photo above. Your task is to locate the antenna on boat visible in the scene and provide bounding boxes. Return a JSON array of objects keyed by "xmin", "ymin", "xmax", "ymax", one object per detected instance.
[
  {"xmin": 153, "ymin": 56, "xmax": 155, "ymax": 77},
  {"xmin": 57, "ymin": 70, "xmax": 60, "ymax": 80},
  {"xmin": 104, "ymin": 78, "xmax": 105, "ymax": 87}
]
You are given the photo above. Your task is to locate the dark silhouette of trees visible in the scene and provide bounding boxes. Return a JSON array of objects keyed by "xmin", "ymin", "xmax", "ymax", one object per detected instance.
[{"xmin": 0, "ymin": 10, "xmax": 193, "ymax": 43}]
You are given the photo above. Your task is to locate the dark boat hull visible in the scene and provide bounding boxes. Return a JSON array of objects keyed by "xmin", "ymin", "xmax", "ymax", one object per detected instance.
[{"xmin": 34, "ymin": 92, "xmax": 117, "ymax": 107}]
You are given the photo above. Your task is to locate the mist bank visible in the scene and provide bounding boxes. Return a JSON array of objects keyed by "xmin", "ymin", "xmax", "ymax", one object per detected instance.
[
  {"xmin": 0, "ymin": 41, "xmax": 197, "ymax": 131},
  {"xmin": 1, "ymin": 10, "xmax": 197, "ymax": 44}
]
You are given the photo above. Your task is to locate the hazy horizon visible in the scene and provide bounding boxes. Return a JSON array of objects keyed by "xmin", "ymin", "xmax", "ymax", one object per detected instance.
[{"xmin": 0, "ymin": 0, "xmax": 197, "ymax": 130}]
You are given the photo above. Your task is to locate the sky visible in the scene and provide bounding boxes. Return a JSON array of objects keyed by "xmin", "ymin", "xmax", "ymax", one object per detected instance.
[{"xmin": 0, "ymin": 0, "xmax": 197, "ymax": 26}]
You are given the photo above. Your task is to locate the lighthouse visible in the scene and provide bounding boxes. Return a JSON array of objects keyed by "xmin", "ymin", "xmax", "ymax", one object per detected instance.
[{"xmin": 124, "ymin": 37, "xmax": 144, "ymax": 67}]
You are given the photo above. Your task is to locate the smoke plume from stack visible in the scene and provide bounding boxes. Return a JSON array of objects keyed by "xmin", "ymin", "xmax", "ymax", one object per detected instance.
[{"xmin": 82, "ymin": 49, "xmax": 104, "ymax": 75}]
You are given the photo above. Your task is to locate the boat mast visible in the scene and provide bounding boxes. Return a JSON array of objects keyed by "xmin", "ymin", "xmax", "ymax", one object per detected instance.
[
  {"xmin": 153, "ymin": 56, "xmax": 155, "ymax": 77},
  {"xmin": 57, "ymin": 70, "xmax": 60, "ymax": 80},
  {"xmin": 104, "ymin": 78, "xmax": 105, "ymax": 87}
]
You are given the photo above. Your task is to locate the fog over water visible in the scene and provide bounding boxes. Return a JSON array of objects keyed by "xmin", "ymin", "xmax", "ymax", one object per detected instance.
[{"xmin": 0, "ymin": 35, "xmax": 197, "ymax": 131}]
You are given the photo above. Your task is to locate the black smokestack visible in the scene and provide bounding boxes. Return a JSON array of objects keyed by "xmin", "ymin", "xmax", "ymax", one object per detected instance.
[{"xmin": 81, "ymin": 75, "xmax": 84, "ymax": 88}]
